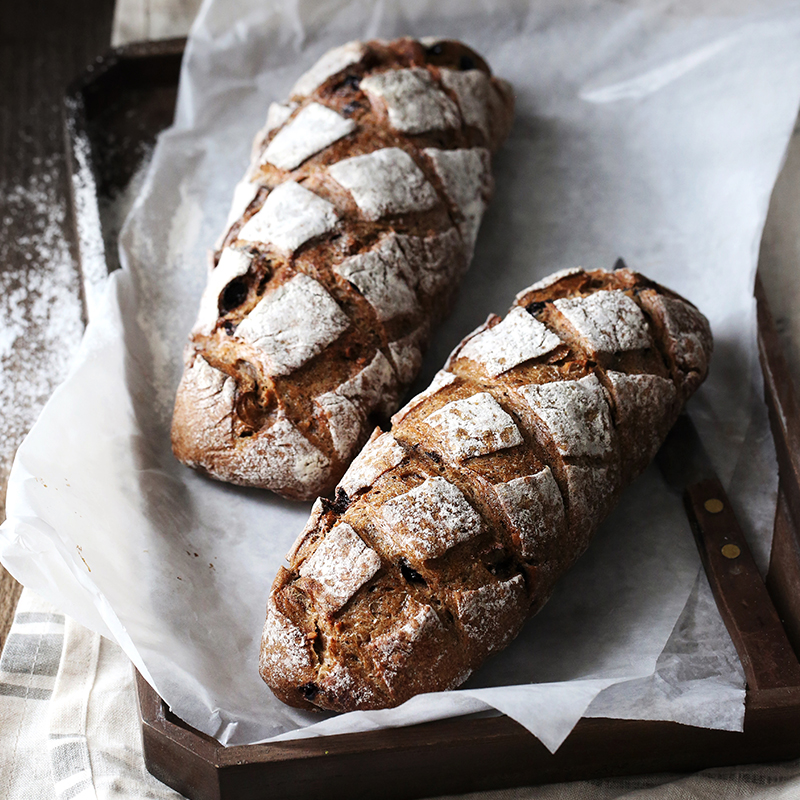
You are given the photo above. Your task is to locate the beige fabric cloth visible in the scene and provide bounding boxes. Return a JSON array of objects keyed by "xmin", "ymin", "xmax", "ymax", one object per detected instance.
[{"xmin": 0, "ymin": 588, "xmax": 180, "ymax": 800}]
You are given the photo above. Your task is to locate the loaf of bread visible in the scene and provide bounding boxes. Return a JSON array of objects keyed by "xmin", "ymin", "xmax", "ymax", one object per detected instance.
[
  {"xmin": 171, "ymin": 37, "xmax": 514, "ymax": 500},
  {"xmin": 259, "ymin": 266, "xmax": 713, "ymax": 712}
]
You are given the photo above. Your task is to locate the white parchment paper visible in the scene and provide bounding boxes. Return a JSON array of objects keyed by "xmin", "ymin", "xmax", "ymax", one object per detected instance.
[{"xmin": 3, "ymin": 0, "xmax": 800, "ymax": 753}]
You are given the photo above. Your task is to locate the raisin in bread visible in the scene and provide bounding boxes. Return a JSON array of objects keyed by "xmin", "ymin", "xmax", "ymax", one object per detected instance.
[
  {"xmin": 260, "ymin": 266, "xmax": 713, "ymax": 711},
  {"xmin": 171, "ymin": 38, "xmax": 514, "ymax": 500}
]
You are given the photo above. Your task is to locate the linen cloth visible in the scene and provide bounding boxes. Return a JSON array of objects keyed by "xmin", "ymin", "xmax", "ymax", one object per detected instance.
[
  {"xmin": 2, "ymin": 587, "xmax": 800, "ymax": 799},
  {"xmin": 0, "ymin": 588, "xmax": 180, "ymax": 800}
]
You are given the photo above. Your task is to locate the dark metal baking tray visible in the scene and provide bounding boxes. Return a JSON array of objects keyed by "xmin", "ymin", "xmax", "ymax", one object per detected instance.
[{"xmin": 63, "ymin": 39, "xmax": 800, "ymax": 800}]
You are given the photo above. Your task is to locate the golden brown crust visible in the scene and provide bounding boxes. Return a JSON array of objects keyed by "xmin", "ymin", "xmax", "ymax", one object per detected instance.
[
  {"xmin": 171, "ymin": 38, "xmax": 514, "ymax": 499},
  {"xmin": 260, "ymin": 267, "xmax": 713, "ymax": 712}
]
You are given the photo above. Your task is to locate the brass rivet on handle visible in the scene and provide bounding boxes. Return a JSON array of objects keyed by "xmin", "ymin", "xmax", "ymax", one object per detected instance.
[
  {"xmin": 704, "ymin": 498, "xmax": 724, "ymax": 514},
  {"xmin": 721, "ymin": 544, "xmax": 741, "ymax": 559}
]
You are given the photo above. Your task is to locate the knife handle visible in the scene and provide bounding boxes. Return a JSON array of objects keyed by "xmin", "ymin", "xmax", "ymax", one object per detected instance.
[{"xmin": 685, "ymin": 478, "xmax": 800, "ymax": 691}]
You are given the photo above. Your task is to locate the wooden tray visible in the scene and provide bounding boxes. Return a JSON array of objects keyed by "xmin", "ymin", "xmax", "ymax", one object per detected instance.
[{"xmin": 64, "ymin": 40, "xmax": 800, "ymax": 800}]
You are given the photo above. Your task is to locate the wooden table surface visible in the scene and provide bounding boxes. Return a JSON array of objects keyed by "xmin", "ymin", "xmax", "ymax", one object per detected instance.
[{"xmin": 0, "ymin": 0, "xmax": 117, "ymax": 648}]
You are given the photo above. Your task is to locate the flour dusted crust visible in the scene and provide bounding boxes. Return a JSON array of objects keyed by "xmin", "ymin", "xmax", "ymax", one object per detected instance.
[
  {"xmin": 518, "ymin": 374, "xmax": 613, "ymax": 458},
  {"xmin": 261, "ymin": 266, "xmax": 713, "ymax": 712},
  {"xmin": 298, "ymin": 522, "xmax": 381, "ymax": 613},
  {"xmin": 439, "ymin": 68, "xmax": 507, "ymax": 142},
  {"xmin": 328, "ymin": 148, "xmax": 439, "ymax": 220},
  {"xmin": 423, "ymin": 147, "xmax": 492, "ymax": 252},
  {"xmin": 378, "ymin": 476, "xmax": 483, "ymax": 561},
  {"xmin": 172, "ymin": 37, "xmax": 514, "ymax": 499},
  {"xmin": 332, "ymin": 233, "xmax": 419, "ymax": 322},
  {"xmin": 553, "ymin": 290, "xmax": 652, "ymax": 355},
  {"xmin": 235, "ymin": 274, "xmax": 350, "ymax": 377},
  {"xmin": 290, "ymin": 41, "xmax": 366, "ymax": 97},
  {"xmin": 387, "ymin": 320, "xmax": 429, "ymax": 385},
  {"xmin": 314, "ymin": 350, "xmax": 397, "ymax": 458},
  {"xmin": 262, "ymin": 103, "xmax": 356, "ymax": 171},
  {"xmin": 338, "ymin": 429, "xmax": 406, "ymax": 497},
  {"xmin": 454, "ymin": 306, "xmax": 562, "ymax": 377},
  {"xmin": 360, "ymin": 67, "xmax": 461, "ymax": 134},
  {"xmin": 193, "ymin": 248, "xmax": 253, "ymax": 336},
  {"xmin": 494, "ymin": 467, "xmax": 566, "ymax": 560},
  {"xmin": 423, "ymin": 392, "xmax": 523, "ymax": 461}
]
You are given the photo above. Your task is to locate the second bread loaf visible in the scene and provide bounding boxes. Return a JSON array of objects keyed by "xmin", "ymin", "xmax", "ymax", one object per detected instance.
[{"xmin": 260, "ymin": 266, "xmax": 713, "ymax": 712}]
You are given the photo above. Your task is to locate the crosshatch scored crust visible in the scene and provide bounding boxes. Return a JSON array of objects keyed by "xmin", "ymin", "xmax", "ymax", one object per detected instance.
[
  {"xmin": 260, "ymin": 266, "xmax": 713, "ymax": 713},
  {"xmin": 171, "ymin": 37, "xmax": 515, "ymax": 500}
]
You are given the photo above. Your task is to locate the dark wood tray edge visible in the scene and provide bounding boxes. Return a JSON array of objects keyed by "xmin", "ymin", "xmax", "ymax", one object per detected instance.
[
  {"xmin": 135, "ymin": 669, "xmax": 800, "ymax": 800},
  {"xmin": 62, "ymin": 37, "xmax": 186, "ymax": 322}
]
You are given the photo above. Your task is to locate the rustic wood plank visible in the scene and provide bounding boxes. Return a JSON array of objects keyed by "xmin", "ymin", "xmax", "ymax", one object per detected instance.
[{"xmin": 0, "ymin": 0, "xmax": 116, "ymax": 651}]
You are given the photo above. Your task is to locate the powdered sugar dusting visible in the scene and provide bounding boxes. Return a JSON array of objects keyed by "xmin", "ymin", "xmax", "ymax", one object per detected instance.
[
  {"xmin": 338, "ymin": 431, "xmax": 405, "ymax": 497},
  {"xmin": 360, "ymin": 68, "xmax": 461, "ymax": 134},
  {"xmin": 315, "ymin": 351, "xmax": 396, "ymax": 458},
  {"xmin": 328, "ymin": 148, "xmax": 438, "ymax": 220},
  {"xmin": 456, "ymin": 306, "xmax": 562, "ymax": 376},
  {"xmin": 299, "ymin": 522, "xmax": 381, "ymax": 612},
  {"xmin": 424, "ymin": 392, "xmax": 523, "ymax": 460},
  {"xmin": 378, "ymin": 476, "xmax": 482, "ymax": 561},
  {"xmin": 519, "ymin": 374, "xmax": 613, "ymax": 457},
  {"xmin": 494, "ymin": 468, "xmax": 566, "ymax": 559},
  {"xmin": 554, "ymin": 290, "xmax": 651, "ymax": 354},
  {"xmin": 235, "ymin": 273, "xmax": 349, "ymax": 376}
]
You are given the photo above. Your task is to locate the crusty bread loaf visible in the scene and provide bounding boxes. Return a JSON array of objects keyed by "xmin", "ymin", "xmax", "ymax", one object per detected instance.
[
  {"xmin": 259, "ymin": 266, "xmax": 713, "ymax": 712},
  {"xmin": 171, "ymin": 37, "xmax": 514, "ymax": 500}
]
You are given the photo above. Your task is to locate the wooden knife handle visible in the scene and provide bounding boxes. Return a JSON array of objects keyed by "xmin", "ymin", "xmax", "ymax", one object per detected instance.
[{"xmin": 685, "ymin": 479, "xmax": 800, "ymax": 691}]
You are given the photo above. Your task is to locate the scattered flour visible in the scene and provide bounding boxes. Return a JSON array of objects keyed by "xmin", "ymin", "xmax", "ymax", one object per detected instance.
[
  {"xmin": 0, "ymin": 156, "xmax": 85, "ymax": 492},
  {"xmin": 66, "ymin": 119, "xmax": 108, "ymax": 321}
]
